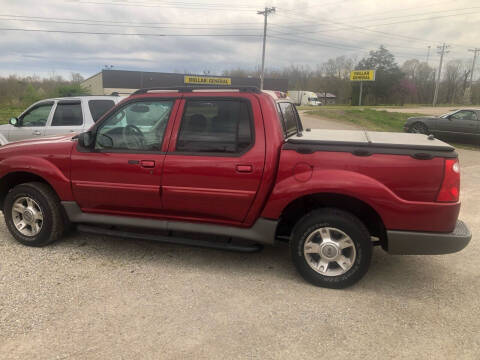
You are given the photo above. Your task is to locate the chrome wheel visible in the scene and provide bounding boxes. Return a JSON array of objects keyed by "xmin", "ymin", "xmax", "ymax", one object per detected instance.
[
  {"xmin": 303, "ymin": 227, "xmax": 356, "ymax": 276},
  {"xmin": 11, "ymin": 196, "xmax": 44, "ymax": 237}
]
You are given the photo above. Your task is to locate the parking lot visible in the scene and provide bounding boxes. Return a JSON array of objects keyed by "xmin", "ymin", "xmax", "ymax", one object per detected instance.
[{"xmin": 0, "ymin": 115, "xmax": 479, "ymax": 359}]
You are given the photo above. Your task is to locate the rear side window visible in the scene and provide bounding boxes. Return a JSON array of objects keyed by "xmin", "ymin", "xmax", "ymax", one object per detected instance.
[
  {"xmin": 278, "ymin": 102, "xmax": 301, "ymax": 137},
  {"xmin": 88, "ymin": 100, "xmax": 115, "ymax": 122},
  {"xmin": 176, "ymin": 99, "xmax": 253, "ymax": 154},
  {"xmin": 51, "ymin": 101, "xmax": 83, "ymax": 126}
]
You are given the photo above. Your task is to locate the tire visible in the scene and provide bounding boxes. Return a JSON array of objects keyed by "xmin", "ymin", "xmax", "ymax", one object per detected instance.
[
  {"xmin": 409, "ymin": 122, "xmax": 429, "ymax": 134},
  {"xmin": 290, "ymin": 208, "xmax": 372, "ymax": 289},
  {"xmin": 4, "ymin": 182, "xmax": 64, "ymax": 247}
]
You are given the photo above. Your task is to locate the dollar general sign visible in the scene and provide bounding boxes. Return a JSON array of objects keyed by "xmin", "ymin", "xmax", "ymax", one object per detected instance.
[
  {"xmin": 350, "ymin": 70, "xmax": 376, "ymax": 81},
  {"xmin": 184, "ymin": 75, "xmax": 232, "ymax": 85}
]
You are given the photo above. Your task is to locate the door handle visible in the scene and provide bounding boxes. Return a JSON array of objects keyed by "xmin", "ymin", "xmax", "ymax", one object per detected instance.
[
  {"xmin": 236, "ymin": 164, "xmax": 253, "ymax": 173},
  {"xmin": 33, "ymin": 130, "xmax": 41, "ymax": 135},
  {"xmin": 140, "ymin": 160, "xmax": 155, "ymax": 168}
]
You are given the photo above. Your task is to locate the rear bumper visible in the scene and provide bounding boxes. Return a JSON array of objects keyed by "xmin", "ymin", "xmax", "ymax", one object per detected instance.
[{"xmin": 387, "ymin": 220, "xmax": 471, "ymax": 255}]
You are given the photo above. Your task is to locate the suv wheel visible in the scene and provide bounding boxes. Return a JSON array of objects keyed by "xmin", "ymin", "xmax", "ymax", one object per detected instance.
[
  {"xmin": 4, "ymin": 182, "xmax": 64, "ymax": 247},
  {"xmin": 290, "ymin": 208, "xmax": 372, "ymax": 289}
]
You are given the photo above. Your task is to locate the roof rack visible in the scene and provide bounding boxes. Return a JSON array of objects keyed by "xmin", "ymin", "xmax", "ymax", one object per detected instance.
[{"xmin": 132, "ymin": 85, "xmax": 261, "ymax": 95}]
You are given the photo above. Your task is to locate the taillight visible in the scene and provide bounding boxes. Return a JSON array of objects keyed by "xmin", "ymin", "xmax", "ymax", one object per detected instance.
[{"xmin": 436, "ymin": 159, "xmax": 460, "ymax": 202}]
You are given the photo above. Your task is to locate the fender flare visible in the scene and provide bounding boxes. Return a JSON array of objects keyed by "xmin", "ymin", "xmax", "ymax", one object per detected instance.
[
  {"xmin": 261, "ymin": 169, "xmax": 399, "ymax": 221},
  {"xmin": 0, "ymin": 155, "xmax": 73, "ymax": 201}
]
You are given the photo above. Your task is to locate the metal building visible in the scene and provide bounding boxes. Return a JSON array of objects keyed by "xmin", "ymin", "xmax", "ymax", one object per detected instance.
[{"xmin": 82, "ymin": 70, "xmax": 289, "ymax": 95}]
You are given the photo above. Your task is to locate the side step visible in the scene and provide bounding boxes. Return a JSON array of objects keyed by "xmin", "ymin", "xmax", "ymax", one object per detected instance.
[{"xmin": 77, "ymin": 225, "xmax": 263, "ymax": 253}]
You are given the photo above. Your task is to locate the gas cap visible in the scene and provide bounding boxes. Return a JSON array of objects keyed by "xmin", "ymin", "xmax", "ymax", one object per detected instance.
[{"xmin": 294, "ymin": 162, "xmax": 313, "ymax": 182}]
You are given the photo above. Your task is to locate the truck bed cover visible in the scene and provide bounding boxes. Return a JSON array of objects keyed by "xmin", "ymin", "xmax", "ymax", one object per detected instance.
[{"xmin": 285, "ymin": 129, "xmax": 457, "ymax": 158}]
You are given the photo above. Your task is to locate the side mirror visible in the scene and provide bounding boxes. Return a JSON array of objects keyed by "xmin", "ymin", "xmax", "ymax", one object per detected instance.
[
  {"xmin": 78, "ymin": 131, "xmax": 94, "ymax": 148},
  {"xmin": 9, "ymin": 117, "xmax": 18, "ymax": 126}
]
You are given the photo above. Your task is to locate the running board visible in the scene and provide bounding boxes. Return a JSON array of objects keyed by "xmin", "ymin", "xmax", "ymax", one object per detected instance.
[{"xmin": 77, "ymin": 225, "xmax": 263, "ymax": 253}]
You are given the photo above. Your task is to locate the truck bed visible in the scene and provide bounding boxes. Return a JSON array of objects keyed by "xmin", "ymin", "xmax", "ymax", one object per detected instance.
[{"xmin": 285, "ymin": 129, "xmax": 457, "ymax": 159}]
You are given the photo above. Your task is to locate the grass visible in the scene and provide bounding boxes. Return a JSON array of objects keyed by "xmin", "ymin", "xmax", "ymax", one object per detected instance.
[
  {"xmin": 304, "ymin": 108, "xmax": 424, "ymax": 132},
  {"xmin": 0, "ymin": 105, "xmax": 23, "ymax": 124},
  {"xmin": 303, "ymin": 107, "xmax": 480, "ymax": 151}
]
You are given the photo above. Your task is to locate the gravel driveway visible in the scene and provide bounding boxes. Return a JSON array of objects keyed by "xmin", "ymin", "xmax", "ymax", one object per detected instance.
[{"xmin": 1, "ymin": 116, "xmax": 479, "ymax": 359}]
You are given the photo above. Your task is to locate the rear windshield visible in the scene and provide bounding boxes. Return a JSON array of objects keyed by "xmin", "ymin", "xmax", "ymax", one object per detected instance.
[
  {"xmin": 88, "ymin": 99, "xmax": 116, "ymax": 122},
  {"xmin": 278, "ymin": 102, "xmax": 302, "ymax": 137}
]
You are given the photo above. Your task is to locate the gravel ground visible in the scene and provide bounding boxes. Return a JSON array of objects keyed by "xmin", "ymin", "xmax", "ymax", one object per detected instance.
[{"xmin": 0, "ymin": 116, "xmax": 479, "ymax": 359}]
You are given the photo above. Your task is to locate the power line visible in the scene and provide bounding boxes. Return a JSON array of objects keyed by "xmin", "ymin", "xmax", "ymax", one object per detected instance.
[
  {"xmin": 0, "ymin": 16, "xmax": 263, "ymax": 31},
  {"xmin": 0, "ymin": 27, "xmax": 262, "ymax": 37},
  {"xmin": 0, "ymin": 13, "xmax": 261, "ymax": 27},
  {"xmin": 273, "ymin": 7, "xmax": 476, "ymax": 49},
  {"xmin": 72, "ymin": 0, "xmax": 258, "ymax": 12}
]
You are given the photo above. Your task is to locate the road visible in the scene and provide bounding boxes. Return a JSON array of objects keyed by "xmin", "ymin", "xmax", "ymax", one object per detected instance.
[{"xmin": 1, "ymin": 115, "xmax": 479, "ymax": 359}]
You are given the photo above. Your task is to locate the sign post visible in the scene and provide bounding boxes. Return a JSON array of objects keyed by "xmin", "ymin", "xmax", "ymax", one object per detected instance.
[{"xmin": 350, "ymin": 70, "xmax": 376, "ymax": 106}]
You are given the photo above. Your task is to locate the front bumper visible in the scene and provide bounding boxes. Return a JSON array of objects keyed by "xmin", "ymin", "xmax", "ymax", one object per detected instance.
[{"xmin": 387, "ymin": 220, "xmax": 471, "ymax": 255}]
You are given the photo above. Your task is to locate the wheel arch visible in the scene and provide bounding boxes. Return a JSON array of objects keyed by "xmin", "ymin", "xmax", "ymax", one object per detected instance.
[
  {"xmin": 0, "ymin": 171, "xmax": 57, "ymax": 209},
  {"xmin": 275, "ymin": 192, "xmax": 387, "ymax": 248}
]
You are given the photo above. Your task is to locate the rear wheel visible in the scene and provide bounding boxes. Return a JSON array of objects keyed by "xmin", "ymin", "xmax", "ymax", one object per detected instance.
[
  {"xmin": 290, "ymin": 208, "xmax": 372, "ymax": 289},
  {"xmin": 409, "ymin": 122, "xmax": 429, "ymax": 134},
  {"xmin": 4, "ymin": 182, "xmax": 64, "ymax": 247}
]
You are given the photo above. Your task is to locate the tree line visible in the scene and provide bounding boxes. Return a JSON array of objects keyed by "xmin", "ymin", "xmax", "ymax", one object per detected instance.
[
  {"xmin": 0, "ymin": 72, "xmax": 88, "ymax": 107},
  {"xmin": 1, "ymin": 46, "xmax": 479, "ymax": 107},
  {"xmin": 224, "ymin": 46, "xmax": 480, "ymax": 106}
]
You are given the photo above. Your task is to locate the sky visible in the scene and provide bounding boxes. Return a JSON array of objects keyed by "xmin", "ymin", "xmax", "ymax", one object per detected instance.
[{"xmin": 0, "ymin": 0, "xmax": 479, "ymax": 80}]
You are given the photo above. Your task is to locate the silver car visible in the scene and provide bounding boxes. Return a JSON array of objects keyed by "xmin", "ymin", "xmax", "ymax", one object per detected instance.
[{"xmin": 0, "ymin": 96, "xmax": 125, "ymax": 145}]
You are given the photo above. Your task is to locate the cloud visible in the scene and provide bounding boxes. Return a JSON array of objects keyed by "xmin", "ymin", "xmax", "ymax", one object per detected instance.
[{"xmin": 0, "ymin": 0, "xmax": 478, "ymax": 78}]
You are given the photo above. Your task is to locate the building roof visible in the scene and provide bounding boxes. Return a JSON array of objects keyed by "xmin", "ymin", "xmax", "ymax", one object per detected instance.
[{"xmin": 84, "ymin": 69, "xmax": 289, "ymax": 92}]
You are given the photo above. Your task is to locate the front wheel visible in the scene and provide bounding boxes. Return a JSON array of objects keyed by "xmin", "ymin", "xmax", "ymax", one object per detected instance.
[
  {"xmin": 290, "ymin": 208, "xmax": 372, "ymax": 289},
  {"xmin": 4, "ymin": 182, "xmax": 64, "ymax": 247},
  {"xmin": 409, "ymin": 122, "xmax": 429, "ymax": 134}
]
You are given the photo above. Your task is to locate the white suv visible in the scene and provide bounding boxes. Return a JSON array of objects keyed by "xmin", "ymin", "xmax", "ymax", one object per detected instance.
[{"xmin": 0, "ymin": 95, "xmax": 125, "ymax": 145}]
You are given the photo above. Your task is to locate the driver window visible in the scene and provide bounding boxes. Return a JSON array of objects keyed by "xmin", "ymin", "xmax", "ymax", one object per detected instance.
[
  {"xmin": 95, "ymin": 100, "xmax": 174, "ymax": 152},
  {"xmin": 453, "ymin": 110, "xmax": 477, "ymax": 120},
  {"xmin": 20, "ymin": 103, "xmax": 54, "ymax": 127}
]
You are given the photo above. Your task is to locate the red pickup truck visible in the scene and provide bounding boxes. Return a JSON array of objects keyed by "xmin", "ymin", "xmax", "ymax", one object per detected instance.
[{"xmin": 0, "ymin": 87, "xmax": 471, "ymax": 288}]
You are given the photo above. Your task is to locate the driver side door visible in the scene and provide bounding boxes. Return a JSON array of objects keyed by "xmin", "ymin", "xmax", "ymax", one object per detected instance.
[
  {"xmin": 9, "ymin": 101, "xmax": 54, "ymax": 142},
  {"xmin": 70, "ymin": 98, "xmax": 179, "ymax": 215}
]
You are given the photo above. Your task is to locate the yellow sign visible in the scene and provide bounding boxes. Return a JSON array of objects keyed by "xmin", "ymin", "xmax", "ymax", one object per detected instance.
[
  {"xmin": 350, "ymin": 70, "xmax": 376, "ymax": 81},
  {"xmin": 184, "ymin": 75, "xmax": 232, "ymax": 85}
]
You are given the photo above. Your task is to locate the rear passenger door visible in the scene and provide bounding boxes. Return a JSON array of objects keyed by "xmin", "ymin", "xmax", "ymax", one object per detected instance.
[
  {"xmin": 162, "ymin": 95, "xmax": 266, "ymax": 224},
  {"xmin": 44, "ymin": 100, "xmax": 84, "ymax": 137}
]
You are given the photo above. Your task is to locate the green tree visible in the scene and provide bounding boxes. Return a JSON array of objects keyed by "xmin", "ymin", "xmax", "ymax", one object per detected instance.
[
  {"xmin": 21, "ymin": 83, "xmax": 42, "ymax": 105},
  {"xmin": 353, "ymin": 46, "xmax": 404, "ymax": 105},
  {"xmin": 54, "ymin": 84, "xmax": 90, "ymax": 97}
]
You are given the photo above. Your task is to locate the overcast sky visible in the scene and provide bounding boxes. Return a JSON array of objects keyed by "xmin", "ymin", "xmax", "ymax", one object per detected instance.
[{"xmin": 0, "ymin": 0, "xmax": 478, "ymax": 79}]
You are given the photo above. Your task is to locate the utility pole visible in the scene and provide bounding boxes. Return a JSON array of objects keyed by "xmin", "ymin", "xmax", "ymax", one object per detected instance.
[
  {"xmin": 468, "ymin": 48, "xmax": 480, "ymax": 89},
  {"xmin": 426, "ymin": 45, "xmax": 431, "ymax": 65},
  {"xmin": 433, "ymin": 43, "xmax": 449, "ymax": 107},
  {"xmin": 257, "ymin": 7, "xmax": 275, "ymax": 90}
]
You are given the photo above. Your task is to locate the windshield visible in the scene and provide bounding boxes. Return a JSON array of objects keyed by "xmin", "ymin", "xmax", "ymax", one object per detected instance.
[
  {"xmin": 308, "ymin": 97, "xmax": 319, "ymax": 102},
  {"xmin": 439, "ymin": 111, "xmax": 457, "ymax": 118}
]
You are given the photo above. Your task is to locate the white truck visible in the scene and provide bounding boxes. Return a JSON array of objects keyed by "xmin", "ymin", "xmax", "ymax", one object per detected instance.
[
  {"xmin": 0, "ymin": 95, "xmax": 124, "ymax": 145},
  {"xmin": 287, "ymin": 91, "xmax": 321, "ymax": 106}
]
